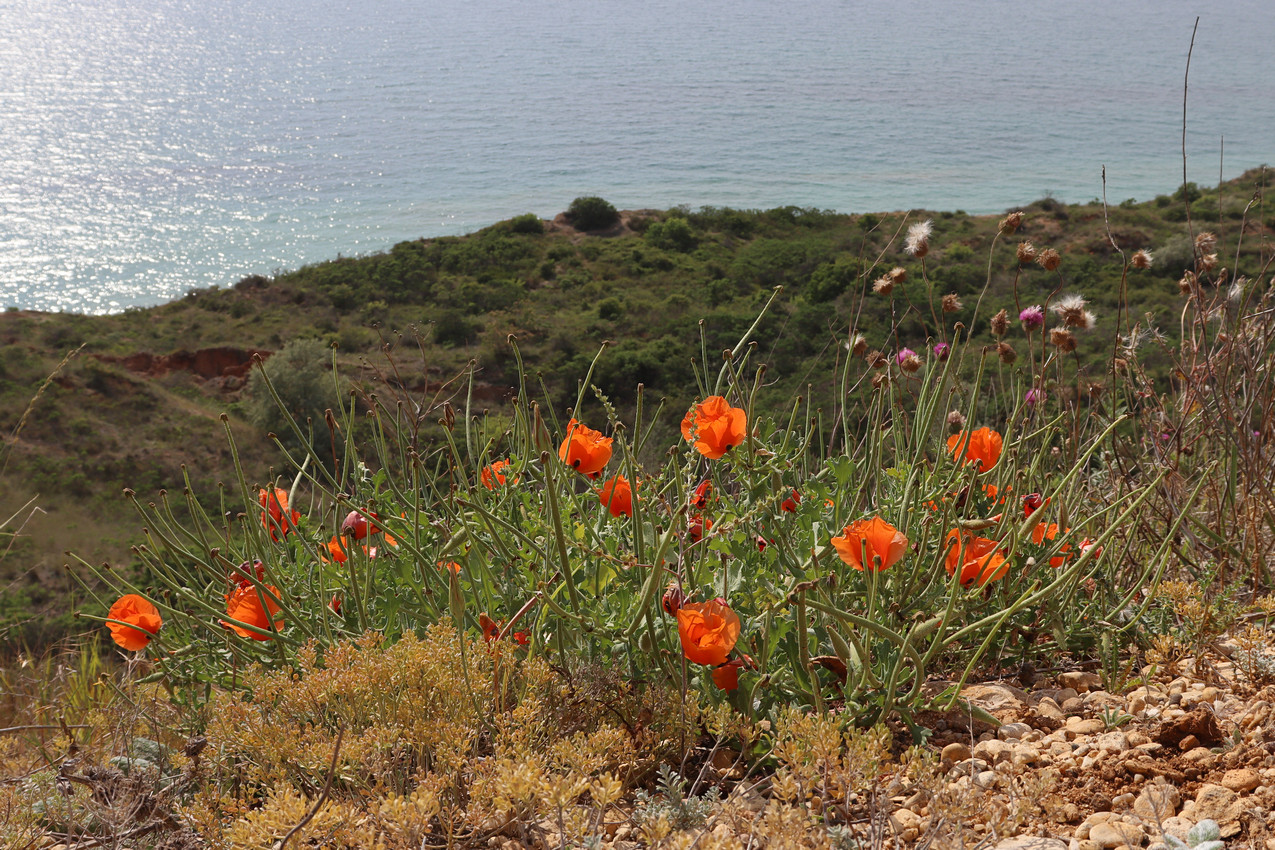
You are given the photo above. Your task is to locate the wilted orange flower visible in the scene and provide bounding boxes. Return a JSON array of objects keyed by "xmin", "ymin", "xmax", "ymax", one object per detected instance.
[
  {"xmin": 691, "ymin": 479, "xmax": 713, "ymax": 509},
  {"xmin": 947, "ymin": 427, "xmax": 1003, "ymax": 472},
  {"xmin": 481, "ymin": 459, "xmax": 517, "ymax": 490},
  {"xmin": 830, "ymin": 517, "xmax": 909, "ymax": 572},
  {"xmin": 677, "ymin": 599, "xmax": 741, "ymax": 666},
  {"xmin": 596, "ymin": 475, "xmax": 634, "ymax": 517},
  {"xmin": 222, "ymin": 584, "xmax": 284, "ymax": 640},
  {"xmin": 1032, "ymin": 522, "xmax": 1073, "ymax": 568},
  {"xmin": 681, "ymin": 396, "xmax": 747, "ymax": 460},
  {"xmin": 945, "ymin": 530, "xmax": 1009, "ymax": 586},
  {"xmin": 687, "ymin": 514, "xmax": 712, "ymax": 542},
  {"xmin": 661, "ymin": 583, "xmax": 687, "ymax": 616},
  {"xmin": 558, "ymin": 419, "xmax": 613, "ymax": 476},
  {"xmin": 259, "ymin": 487, "xmax": 300, "ymax": 540},
  {"xmin": 478, "ymin": 613, "xmax": 502, "ymax": 643},
  {"xmin": 781, "ymin": 489, "xmax": 801, "ymax": 513},
  {"xmin": 106, "ymin": 594, "xmax": 162, "ymax": 651},
  {"xmin": 323, "ymin": 536, "xmax": 349, "ymax": 564}
]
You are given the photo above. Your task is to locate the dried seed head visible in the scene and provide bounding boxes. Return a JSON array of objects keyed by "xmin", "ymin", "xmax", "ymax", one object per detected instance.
[
  {"xmin": 872, "ymin": 276, "xmax": 895, "ymax": 295},
  {"xmin": 946, "ymin": 409, "xmax": 967, "ymax": 432},
  {"xmin": 866, "ymin": 349, "xmax": 888, "ymax": 369},
  {"xmin": 1016, "ymin": 241, "xmax": 1038, "ymax": 264},
  {"xmin": 1052, "ymin": 294, "xmax": 1092, "ymax": 329},
  {"xmin": 1200, "ymin": 253, "xmax": 1219, "ymax": 273},
  {"xmin": 996, "ymin": 341, "xmax": 1017, "ymax": 364},
  {"xmin": 999, "ymin": 211, "xmax": 1025, "ymax": 235},
  {"xmin": 990, "ymin": 309, "xmax": 1010, "ymax": 337},
  {"xmin": 1130, "ymin": 249, "xmax": 1153, "ymax": 270},
  {"xmin": 1036, "ymin": 248, "xmax": 1061, "ymax": 271},
  {"xmin": 850, "ymin": 333, "xmax": 868, "ymax": 357},
  {"xmin": 1086, "ymin": 382, "xmax": 1105, "ymax": 401},
  {"xmin": 1228, "ymin": 277, "xmax": 1249, "ymax": 302},
  {"xmin": 1178, "ymin": 271, "xmax": 1196, "ymax": 295},
  {"xmin": 941, "ymin": 293, "xmax": 963, "ymax": 313},
  {"xmin": 899, "ymin": 353, "xmax": 923, "ymax": 373},
  {"xmin": 888, "ymin": 266, "xmax": 908, "ymax": 284},
  {"xmin": 1215, "ymin": 268, "xmax": 1229, "ymax": 287},
  {"xmin": 1195, "ymin": 231, "xmax": 1217, "ymax": 253},
  {"xmin": 871, "ymin": 372, "xmax": 890, "ymax": 389},
  {"xmin": 905, "ymin": 220, "xmax": 932, "ymax": 257},
  {"xmin": 1050, "ymin": 327, "xmax": 1077, "ymax": 352}
]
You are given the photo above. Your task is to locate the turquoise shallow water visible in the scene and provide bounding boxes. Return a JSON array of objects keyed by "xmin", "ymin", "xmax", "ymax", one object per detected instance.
[{"xmin": 0, "ymin": 0, "xmax": 1272, "ymax": 313}]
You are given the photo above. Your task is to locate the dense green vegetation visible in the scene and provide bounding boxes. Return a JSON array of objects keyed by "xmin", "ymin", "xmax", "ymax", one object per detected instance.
[{"xmin": 1, "ymin": 168, "xmax": 1270, "ymax": 647}]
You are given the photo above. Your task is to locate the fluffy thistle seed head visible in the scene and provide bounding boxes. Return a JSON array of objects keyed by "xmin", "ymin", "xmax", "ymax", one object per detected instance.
[
  {"xmin": 941, "ymin": 293, "xmax": 963, "ymax": 313},
  {"xmin": 1050, "ymin": 327, "xmax": 1077, "ymax": 352},
  {"xmin": 866, "ymin": 349, "xmax": 887, "ymax": 369},
  {"xmin": 899, "ymin": 353, "xmax": 923, "ymax": 373},
  {"xmin": 1131, "ymin": 249, "xmax": 1153, "ymax": 270},
  {"xmin": 849, "ymin": 333, "xmax": 868, "ymax": 356},
  {"xmin": 905, "ymin": 220, "xmax": 932, "ymax": 258},
  {"xmin": 872, "ymin": 276, "xmax": 895, "ymax": 295},
  {"xmin": 1195, "ymin": 231, "xmax": 1218, "ymax": 253},
  {"xmin": 888, "ymin": 266, "xmax": 908, "ymax": 284},
  {"xmin": 1179, "ymin": 271, "xmax": 1197, "ymax": 294},
  {"xmin": 1053, "ymin": 294, "xmax": 1094, "ymax": 329},
  {"xmin": 1200, "ymin": 253, "xmax": 1219, "ymax": 273},
  {"xmin": 1016, "ymin": 241, "xmax": 1038, "ymax": 264},
  {"xmin": 946, "ymin": 409, "xmax": 967, "ymax": 432},
  {"xmin": 1036, "ymin": 248, "xmax": 1061, "ymax": 271}
]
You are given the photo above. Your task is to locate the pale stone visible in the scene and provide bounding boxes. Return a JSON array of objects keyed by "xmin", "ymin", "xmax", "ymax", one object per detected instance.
[
  {"xmin": 1220, "ymin": 768, "xmax": 1260, "ymax": 793},
  {"xmin": 993, "ymin": 838, "xmax": 1068, "ymax": 850},
  {"xmin": 1038, "ymin": 697, "xmax": 1066, "ymax": 721},
  {"xmin": 1060, "ymin": 671, "xmax": 1102, "ymax": 693},
  {"xmin": 999, "ymin": 722, "xmax": 1032, "ymax": 741},
  {"xmin": 1159, "ymin": 818, "xmax": 1193, "ymax": 842},
  {"xmin": 962, "ymin": 683, "xmax": 1031, "ymax": 712},
  {"xmin": 1125, "ymin": 730, "xmax": 1151, "ymax": 747},
  {"xmin": 974, "ymin": 770, "xmax": 998, "ymax": 789},
  {"xmin": 890, "ymin": 808, "xmax": 921, "ymax": 842},
  {"xmin": 1192, "ymin": 784, "xmax": 1243, "ymax": 824},
  {"xmin": 1012, "ymin": 744, "xmax": 1041, "ymax": 767},
  {"xmin": 1063, "ymin": 697, "xmax": 1086, "ymax": 714},
  {"xmin": 1090, "ymin": 822, "xmax": 1145, "ymax": 849},
  {"xmin": 973, "ymin": 739, "xmax": 1013, "ymax": 764},
  {"xmin": 1111, "ymin": 792, "xmax": 1135, "ymax": 811},
  {"xmin": 1096, "ymin": 732, "xmax": 1129, "ymax": 754},
  {"xmin": 941, "ymin": 742, "xmax": 972, "ymax": 763},
  {"xmin": 1182, "ymin": 746, "xmax": 1213, "ymax": 763},
  {"xmin": 1199, "ymin": 686, "xmax": 1220, "ymax": 704},
  {"xmin": 1133, "ymin": 783, "xmax": 1181, "ymax": 820}
]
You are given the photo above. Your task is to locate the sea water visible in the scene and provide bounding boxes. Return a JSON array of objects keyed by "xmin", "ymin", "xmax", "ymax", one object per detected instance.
[{"xmin": 0, "ymin": 0, "xmax": 1271, "ymax": 313}]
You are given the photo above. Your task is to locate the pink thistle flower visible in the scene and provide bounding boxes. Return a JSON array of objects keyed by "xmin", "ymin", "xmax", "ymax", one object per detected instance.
[{"xmin": 1019, "ymin": 305, "xmax": 1045, "ymax": 330}]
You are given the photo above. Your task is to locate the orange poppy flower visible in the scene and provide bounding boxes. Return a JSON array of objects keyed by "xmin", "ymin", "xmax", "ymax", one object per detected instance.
[
  {"xmin": 438, "ymin": 560, "xmax": 462, "ymax": 574},
  {"xmin": 1022, "ymin": 492, "xmax": 1048, "ymax": 518},
  {"xmin": 558, "ymin": 419, "xmax": 613, "ymax": 476},
  {"xmin": 944, "ymin": 530, "xmax": 1010, "ymax": 586},
  {"xmin": 830, "ymin": 517, "xmax": 909, "ymax": 572},
  {"xmin": 780, "ymin": 489, "xmax": 801, "ymax": 513},
  {"xmin": 259, "ymin": 487, "xmax": 300, "ymax": 540},
  {"xmin": 330, "ymin": 595, "xmax": 343, "ymax": 615},
  {"xmin": 712, "ymin": 662, "xmax": 741, "ymax": 691},
  {"xmin": 323, "ymin": 536, "xmax": 349, "ymax": 563},
  {"xmin": 481, "ymin": 459, "xmax": 517, "ymax": 489},
  {"xmin": 596, "ymin": 475, "xmax": 634, "ymax": 517},
  {"xmin": 676, "ymin": 599, "xmax": 741, "ymax": 666},
  {"xmin": 687, "ymin": 514, "xmax": 712, "ymax": 542},
  {"xmin": 947, "ymin": 427, "xmax": 1003, "ymax": 472},
  {"xmin": 222, "ymin": 584, "xmax": 285, "ymax": 640},
  {"xmin": 478, "ymin": 612, "xmax": 502, "ymax": 643},
  {"xmin": 1031, "ymin": 522, "xmax": 1073, "ymax": 568},
  {"xmin": 106, "ymin": 594, "xmax": 162, "ymax": 651},
  {"xmin": 661, "ymin": 583, "xmax": 687, "ymax": 616},
  {"xmin": 691, "ymin": 479, "xmax": 713, "ymax": 509},
  {"xmin": 681, "ymin": 396, "xmax": 747, "ymax": 460}
]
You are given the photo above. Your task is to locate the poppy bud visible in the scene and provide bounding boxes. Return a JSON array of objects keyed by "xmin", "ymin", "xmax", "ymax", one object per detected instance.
[
  {"xmin": 661, "ymin": 584, "xmax": 687, "ymax": 617},
  {"xmin": 341, "ymin": 510, "xmax": 378, "ymax": 540}
]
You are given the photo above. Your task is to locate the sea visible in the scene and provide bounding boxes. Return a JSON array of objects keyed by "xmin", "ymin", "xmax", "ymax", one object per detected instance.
[{"xmin": 1, "ymin": 0, "xmax": 1272, "ymax": 314}]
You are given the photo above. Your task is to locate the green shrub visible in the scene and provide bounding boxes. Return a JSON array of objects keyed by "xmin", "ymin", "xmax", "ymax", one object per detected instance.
[
  {"xmin": 506, "ymin": 213, "xmax": 544, "ymax": 235},
  {"xmin": 567, "ymin": 196, "xmax": 620, "ymax": 231},
  {"xmin": 645, "ymin": 217, "xmax": 697, "ymax": 252},
  {"xmin": 243, "ymin": 338, "xmax": 337, "ymax": 458}
]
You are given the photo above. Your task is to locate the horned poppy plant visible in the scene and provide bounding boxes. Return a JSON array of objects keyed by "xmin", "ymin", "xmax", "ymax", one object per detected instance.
[
  {"xmin": 481, "ymin": 459, "xmax": 517, "ymax": 490},
  {"xmin": 1032, "ymin": 522, "xmax": 1073, "ymax": 568},
  {"xmin": 947, "ymin": 427, "xmax": 1003, "ymax": 472},
  {"xmin": 681, "ymin": 396, "xmax": 747, "ymax": 460},
  {"xmin": 558, "ymin": 419, "xmax": 612, "ymax": 476},
  {"xmin": 106, "ymin": 594, "xmax": 162, "ymax": 651},
  {"xmin": 712, "ymin": 662, "xmax": 741, "ymax": 692},
  {"xmin": 945, "ymin": 530, "xmax": 1010, "ymax": 586},
  {"xmin": 691, "ymin": 480, "xmax": 713, "ymax": 509},
  {"xmin": 258, "ymin": 487, "xmax": 300, "ymax": 540},
  {"xmin": 222, "ymin": 584, "xmax": 284, "ymax": 640},
  {"xmin": 596, "ymin": 475, "xmax": 634, "ymax": 518},
  {"xmin": 780, "ymin": 489, "xmax": 801, "ymax": 513},
  {"xmin": 830, "ymin": 516, "xmax": 909, "ymax": 572},
  {"xmin": 676, "ymin": 599, "xmax": 741, "ymax": 666}
]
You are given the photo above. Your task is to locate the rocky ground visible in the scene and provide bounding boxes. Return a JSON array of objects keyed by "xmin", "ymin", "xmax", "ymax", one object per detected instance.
[{"xmin": 899, "ymin": 658, "xmax": 1275, "ymax": 850}]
